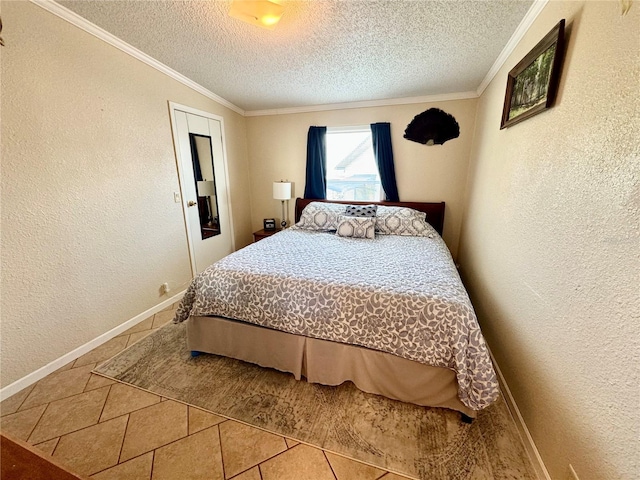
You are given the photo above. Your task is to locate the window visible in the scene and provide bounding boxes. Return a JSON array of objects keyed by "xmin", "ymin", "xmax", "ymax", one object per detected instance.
[{"xmin": 326, "ymin": 126, "xmax": 382, "ymax": 201}]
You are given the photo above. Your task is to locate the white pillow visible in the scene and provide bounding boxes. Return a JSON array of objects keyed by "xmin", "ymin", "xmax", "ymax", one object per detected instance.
[
  {"xmin": 376, "ymin": 206, "xmax": 436, "ymax": 237},
  {"xmin": 335, "ymin": 215, "xmax": 376, "ymax": 239}
]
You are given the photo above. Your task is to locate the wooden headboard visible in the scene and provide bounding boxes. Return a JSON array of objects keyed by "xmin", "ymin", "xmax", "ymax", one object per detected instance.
[{"xmin": 294, "ymin": 198, "xmax": 446, "ymax": 236}]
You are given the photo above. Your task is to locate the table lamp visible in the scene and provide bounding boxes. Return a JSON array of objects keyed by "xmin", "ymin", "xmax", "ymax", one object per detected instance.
[{"xmin": 273, "ymin": 181, "xmax": 292, "ymax": 228}]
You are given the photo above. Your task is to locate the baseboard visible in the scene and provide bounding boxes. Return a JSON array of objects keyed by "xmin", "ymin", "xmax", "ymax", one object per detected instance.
[
  {"xmin": 487, "ymin": 347, "xmax": 551, "ymax": 480},
  {"xmin": 0, "ymin": 291, "xmax": 185, "ymax": 401}
]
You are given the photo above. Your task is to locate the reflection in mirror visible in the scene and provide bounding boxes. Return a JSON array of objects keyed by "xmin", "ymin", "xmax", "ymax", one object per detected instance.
[{"xmin": 189, "ymin": 133, "xmax": 221, "ymax": 239}]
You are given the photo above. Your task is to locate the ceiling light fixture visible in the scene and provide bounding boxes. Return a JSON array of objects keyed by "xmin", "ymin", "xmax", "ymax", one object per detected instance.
[{"xmin": 229, "ymin": 0, "xmax": 285, "ymax": 30}]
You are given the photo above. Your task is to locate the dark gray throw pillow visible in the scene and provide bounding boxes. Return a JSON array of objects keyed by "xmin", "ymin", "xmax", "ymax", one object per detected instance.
[{"xmin": 345, "ymin": 204, "xmax": 378, "ymax": 217}]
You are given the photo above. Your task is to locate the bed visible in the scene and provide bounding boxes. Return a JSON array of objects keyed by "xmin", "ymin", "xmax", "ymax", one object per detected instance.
[{"xmin": 174, "ymin": 198, "xmax": 499, "ymax": 420}]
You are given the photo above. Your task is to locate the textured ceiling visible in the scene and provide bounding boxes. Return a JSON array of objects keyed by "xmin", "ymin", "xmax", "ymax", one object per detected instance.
[{"xmin": 58, "ymin": 0, "xmax": 534, "ymax": 112}]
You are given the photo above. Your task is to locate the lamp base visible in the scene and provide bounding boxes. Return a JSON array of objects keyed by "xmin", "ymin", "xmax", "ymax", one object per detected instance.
[{"xmin": 280, "ymin": 200, "xmax": 287, "ymax": 229}]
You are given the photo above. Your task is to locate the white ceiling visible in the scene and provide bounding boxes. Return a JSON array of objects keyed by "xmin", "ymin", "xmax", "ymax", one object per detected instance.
[{"xmin": 58, "ymin": 0, "xmax": 535, "ymax": 113}]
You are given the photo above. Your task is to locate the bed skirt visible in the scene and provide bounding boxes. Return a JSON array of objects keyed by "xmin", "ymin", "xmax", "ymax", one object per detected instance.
[{"xmin": 186, "ymin": 315, "xmax": 476, "ymax": 418}]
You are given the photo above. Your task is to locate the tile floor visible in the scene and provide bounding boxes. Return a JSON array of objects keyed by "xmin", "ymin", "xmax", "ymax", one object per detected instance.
[{"xmin": 0, "ymin": 304, "xmax": 411, "ymax": 480}]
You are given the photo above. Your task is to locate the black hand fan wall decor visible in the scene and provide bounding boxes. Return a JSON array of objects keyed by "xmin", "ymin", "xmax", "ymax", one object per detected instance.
[{"xmin": 404, "ymin": 108, "xmax": 460, "ymax": 146}]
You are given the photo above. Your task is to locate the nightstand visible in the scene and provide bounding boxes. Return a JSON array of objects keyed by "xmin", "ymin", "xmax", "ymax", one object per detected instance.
[{"xmin": 253, "ymin": 228, "xmax": 282, "ymax": 242}]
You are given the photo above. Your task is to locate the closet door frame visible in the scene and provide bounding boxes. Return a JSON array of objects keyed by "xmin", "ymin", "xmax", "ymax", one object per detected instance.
[{"xmin": 168, "ymin": 101, "xmax": 235, "ymax": 276}]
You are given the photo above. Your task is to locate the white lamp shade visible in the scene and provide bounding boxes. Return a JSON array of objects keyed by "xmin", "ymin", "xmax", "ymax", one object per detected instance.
[
  {"xmin": 197, "ymin": 180, "xmax": 216, "ymax": 197},
  {"xmin": 273, "ymin": 182, "xmax": 292, "ymax": 200}
]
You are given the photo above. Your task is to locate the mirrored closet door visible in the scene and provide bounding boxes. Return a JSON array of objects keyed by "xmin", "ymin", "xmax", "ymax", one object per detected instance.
[{"xmin": 170, "ymin": 104, "xmax": 234, "ymax": 274}]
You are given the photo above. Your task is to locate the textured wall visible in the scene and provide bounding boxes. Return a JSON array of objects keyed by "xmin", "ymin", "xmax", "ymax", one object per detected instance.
[
  {"xmin": 245, "ymin": 99, "xmax": 478, "ymax": 258},
  {"xmin": 0, "ymin": 1, "xmax": 252, "ymax": 387},
  {"xmin": 458, "ymin": 2, "xmax": 639, "ymax": 479}
]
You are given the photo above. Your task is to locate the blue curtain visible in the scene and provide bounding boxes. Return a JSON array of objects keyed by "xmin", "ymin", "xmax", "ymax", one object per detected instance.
[
  {"xmin": 303, "ymin": 126, "xmax": 327, "ymax": 199},
  {"xmin": 370, "ymin": 122, "xmax": 399, "ymax": 202}
]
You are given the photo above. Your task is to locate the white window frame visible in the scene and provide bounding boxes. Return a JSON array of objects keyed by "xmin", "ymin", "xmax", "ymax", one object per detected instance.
[{"xmin": 325, "ymin": 126, "xmax": 383, "ymax": 202}]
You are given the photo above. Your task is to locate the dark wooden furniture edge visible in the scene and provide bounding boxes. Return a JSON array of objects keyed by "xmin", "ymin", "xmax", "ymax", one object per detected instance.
[
  {"xmin": 1, "ymin": 432, "xmax": 88, "ymax": 480},
  {"xmin": 253, "ymin": 228, "xmax": 283, "ymax": 242},
  {"xmin": 294, "ymin": 198, "xmax": 445, "ymax": 236}
]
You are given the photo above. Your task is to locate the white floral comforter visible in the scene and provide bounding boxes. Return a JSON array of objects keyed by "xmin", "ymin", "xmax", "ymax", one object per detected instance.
[{"xmin": 174, "ymin": 229, "xmax": 499, "ymax": 410}]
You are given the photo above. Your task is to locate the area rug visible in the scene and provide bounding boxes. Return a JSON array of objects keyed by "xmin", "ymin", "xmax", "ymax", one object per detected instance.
[{"xmin": 94, "ymin": 323, "xmax": 536, "ymax": 480}]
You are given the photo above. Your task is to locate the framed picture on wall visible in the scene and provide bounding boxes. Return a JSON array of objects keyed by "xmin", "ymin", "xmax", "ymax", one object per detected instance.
[{"xmin": 500, "ymin": 19, "xmax": 565, "ymax": 129}]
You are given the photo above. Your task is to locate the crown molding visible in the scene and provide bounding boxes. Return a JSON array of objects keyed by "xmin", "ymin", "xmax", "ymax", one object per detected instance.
[
  {"xmin": 30, "ymin": 0, "xmax": 245, "ymax": 116},
  {"xmin": 476, "ymin": 0, "xmax": 549, "ymax": 96},
  {"xmin": 244, "ymin": 91, "xmax": 479, "ymax": 117},
  {"xmin": 31, "ymin": 0, "xmax": 546, "ymax": 118}
]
